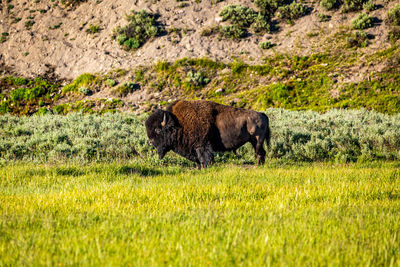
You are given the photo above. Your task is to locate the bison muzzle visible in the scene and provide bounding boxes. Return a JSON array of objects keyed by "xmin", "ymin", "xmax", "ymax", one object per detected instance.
[{"xmin": 145, "ymin": 100, "xmax": 270, "ymax": 168}]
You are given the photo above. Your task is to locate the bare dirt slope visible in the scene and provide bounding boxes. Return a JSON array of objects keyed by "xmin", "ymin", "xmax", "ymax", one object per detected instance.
[{"xmin": 0, "ymin": 0, "xmax": 397, "ymax": 80}]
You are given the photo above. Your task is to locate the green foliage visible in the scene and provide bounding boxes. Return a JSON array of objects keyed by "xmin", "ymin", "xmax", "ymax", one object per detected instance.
[
  {"xmin": 0, "ymin": 77, "xmax": 61, "ymax": 115},
  {"xmin": 201, "ymin": 26, "xmax": 219, "ymax": 37},
  {"xmin": 0, "ymin": 32, "xmax": 9, "ymax": 43},
  {"xmin": 352, "ymin": 13, "xmax": 374, "ymax": 30},
  {"xmin": 388, "ymin": 26, "xmax": 400, "ymax": 42},
  {"xmin": 112, "ymin": 82, "xmax": 137, "ymax": 97},
  {"xmin": 219, "ymin": 25, "xmax": 246, "ymax": 39},
  {"xmin": 255, "ymin": 0, "xmax": 286, "ymax": 18},
  {"xmin": 259, "ymin": 41, "xmax": 274, "ymax": 49},
  {"xmin": 62, "ymin": 73, "xmax": 98, "ymax": 94},
  {"xmin": 78, "ymin": 87, "xmax": 91, "ymax": 95},
  {"xmin": 112, "ymin": 10, "xmax": 163, "ymax": 50},
  {"xmin": 50, "ymin": 22, "xmax": 62, "ymax": 29},
  {"xmin": 343, "ymin": 0, "xmax": 368, "ymax": 13},
  {"xmin": 86, "ymin": 24, "xmax": 100, "ymax": 34},
  {"xmin": 24, "ymin": 20, "xmax": 35, "ymax": 30},
  {"xmin": 320, "ymin": 0, "xmax": 338, "ymax": 10},
  {"xmin": 363, "ymin": 0, "xmax": 376, "ymax": 12},
  {"xmin": 106, "ymin": 78, "xmax": 117, "ymax": 87},
  {"xmin": 317, "ymin": 13, "xmax": 331, "ymax": 22},
  {"xmin": 346, "ymin": 30, "xmax": 369, "ymax": 47},
  {"xmin": 387, "ymin": 4, "xmax": 400, "ymax": 26},
  {"xmin": 184, "ymin": 71, "xmax": 210, "ymax": 90},
  {"xmin": 251, "ymin": 13, "xmax": 271, "ymax": 34},
  {"xmin": 219, "ymin": 5, "xmax": 258, "ymax": 28},
  {"xmin": 277, "ymin": 2, "xmax": 308, "ymax": 22}
]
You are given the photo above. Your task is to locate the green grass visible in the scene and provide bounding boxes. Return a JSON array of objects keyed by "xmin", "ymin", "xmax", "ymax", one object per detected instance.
[{"xmin": 1, "ymin": 162, "xmax": 400, "ymax": 265}]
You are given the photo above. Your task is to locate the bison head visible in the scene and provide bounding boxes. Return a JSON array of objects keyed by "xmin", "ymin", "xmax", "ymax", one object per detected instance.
[{"xmin": 145, "ymin": 109, "xmax": 177, "ymax": 159}]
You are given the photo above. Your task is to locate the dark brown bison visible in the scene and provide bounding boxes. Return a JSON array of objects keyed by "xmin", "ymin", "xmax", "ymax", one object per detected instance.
[{"xmin": 145, "ymin": 100, "xmax": 270, "ymax": 168}]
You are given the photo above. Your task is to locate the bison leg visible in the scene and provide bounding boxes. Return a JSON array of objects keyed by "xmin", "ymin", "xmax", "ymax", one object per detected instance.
[
  {"xmin": 195, "ymin": 144, "xmax": 214, "ymax": 169},
  {"xmin": 251, "ymin": 138, "xmax": 266, "ymax": 165}
]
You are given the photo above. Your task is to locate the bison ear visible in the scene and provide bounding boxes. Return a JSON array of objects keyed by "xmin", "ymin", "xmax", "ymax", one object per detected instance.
[{"xmin": 161, "ymin": 112, "xmax": 167, "ymax": 127}]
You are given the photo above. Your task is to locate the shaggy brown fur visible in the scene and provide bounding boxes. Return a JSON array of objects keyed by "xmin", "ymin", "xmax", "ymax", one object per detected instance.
[{"xmin": 145, "ymin": 100, "xmax": 270, "ymax": 168}]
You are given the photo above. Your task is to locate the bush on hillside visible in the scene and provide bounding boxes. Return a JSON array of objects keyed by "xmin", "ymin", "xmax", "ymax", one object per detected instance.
[
  {"xmin": 254, "ymin": 0, "xmax": 286, "ymax": 18},
  {"xmin": 352, "ymin": 13, "xmax": 374, "ymax": 29},
  {"xmin": 386, "ymin": 4, "xmax": 400, "ymax": 26},
  {"xmin": 251, "ymin": 13, "xmax": 271, "ymax": 34},
  {"xmin": 346, "ymin": 30, "xmax": 369, "ymax": 47},
  {"xmin": 343, "ymin": 0, "xmax": 368, "ymax": 13},
  {"xmin": 277, "ymin": 2, "xmax": 308, "ymax": 22},
  {"xmin": 219, "ymin": 25, "xmax": 246, "ymax": 39},
  {"xmin": 320, "ymin": 0, "xmax": 339, "ymax": 11},
  {"xmin": 219, "ymin": 5, "xmax": 258, "ymax": 28},
  {"xmin": 112, "ymin": 10, "xmax": 164, "ymax": 50},
  {"xmin": 363, "ymin": 0, "xmax": 376, "ymax": 13}
]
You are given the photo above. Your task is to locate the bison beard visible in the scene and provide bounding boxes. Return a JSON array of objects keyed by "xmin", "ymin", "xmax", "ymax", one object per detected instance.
[{"xmin": 145, "ymin": 100, "xmax": 270, "ymax": 168}]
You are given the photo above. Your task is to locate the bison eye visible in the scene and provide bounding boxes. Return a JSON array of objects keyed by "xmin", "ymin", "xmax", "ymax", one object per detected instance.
[{"xmin": 155, "ymin": 128, "xmax": 161, "ymax": 134}]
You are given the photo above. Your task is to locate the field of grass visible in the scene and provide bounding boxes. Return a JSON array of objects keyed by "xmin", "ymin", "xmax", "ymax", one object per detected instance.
[{"xmin": 1, "ymin": 161, "xmax": 400, "ymax": 265}]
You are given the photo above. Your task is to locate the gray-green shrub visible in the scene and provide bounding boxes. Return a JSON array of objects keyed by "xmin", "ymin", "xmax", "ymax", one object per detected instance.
[
  {"xmin": 1, "ymin": 109, "xmax": 399, "ymax": 164},
  {"xmin": 352, "ymin": 13, "xmax": 373, "ymax": 29},
  {"xmin": 387, "ymin": 4, "xmax": 400, "ymax": 26},
  {"xmin": 112, "ymin": 10, "xmax": 163, "ymax": 50},
  {"xmin": 346, "ymin": 30, "xmax": 369, "ymax": 47},
  {"xmin": 320, "ymin": 0, "xmax": 338, "ymax": 11},
  {"xmin": 219, "ymin": 5, "xmax": 258, "ymax": 28},
  {"xmin": 277, "ymin": 2, "xmax": 308, "ymax": 22},
  {"xmin": 343, "ymin": 0, "xmax": 368, "ymax": 13}
]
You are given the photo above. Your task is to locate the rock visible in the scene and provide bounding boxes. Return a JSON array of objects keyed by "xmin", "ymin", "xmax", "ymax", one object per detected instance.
[{"xmin": 215, "ymin": 88, "xmax": 224, "ymax": 93}]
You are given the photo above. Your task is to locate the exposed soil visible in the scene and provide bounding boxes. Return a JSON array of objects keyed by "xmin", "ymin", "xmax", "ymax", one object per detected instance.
[{"xmin": 0, "ymin": 0, "xmax": 398, "ymax": 80}]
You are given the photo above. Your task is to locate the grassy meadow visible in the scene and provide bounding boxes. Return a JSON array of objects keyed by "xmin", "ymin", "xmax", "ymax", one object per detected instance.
[
  {"xmin": 1, "ymin": 109, "xmax": 400, "ymax": 265},
  {"xmin": 1, "ymin": 161, "xmax": 400, "ymax": 265}
]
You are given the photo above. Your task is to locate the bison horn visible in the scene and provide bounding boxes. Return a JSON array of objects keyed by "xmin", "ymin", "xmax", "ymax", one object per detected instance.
[{"xmin": 161, "ymin": 113, "xmax": 167, "ymax": 127}]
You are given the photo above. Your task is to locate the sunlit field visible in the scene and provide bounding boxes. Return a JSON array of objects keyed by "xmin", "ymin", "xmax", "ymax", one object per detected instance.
[{"xmin": 1, "ymin": 161, "xmax": 399, "ymax": 265}]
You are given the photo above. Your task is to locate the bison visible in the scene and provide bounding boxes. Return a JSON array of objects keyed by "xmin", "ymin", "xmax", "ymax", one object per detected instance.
[{"xmin": 145, "ymin": 100, "xmax": 270, "ymax": 168}]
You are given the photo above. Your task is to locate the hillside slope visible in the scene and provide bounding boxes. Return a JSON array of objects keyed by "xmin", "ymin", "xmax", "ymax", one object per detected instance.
[
  {"xmin": 0, "ymin": 0, "xmax": 399, "ymax": 114},
  {"xmin": 0, "ymin": 0, "xmax": 398, "ymax": 78}
]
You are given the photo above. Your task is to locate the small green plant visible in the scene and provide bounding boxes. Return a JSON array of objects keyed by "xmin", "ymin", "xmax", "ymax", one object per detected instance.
[
  {"xmin": 363, "ymin": 0, "xmax": 376, "ymax": 12},
  {"xmin": 352, "ymin": 13, "xmax": 373, "ymax": 30},
  {"xmin": 112, "ymin": 10, "xmax": 164, "ymax": 50},
  {"xmin": 219, "ymin": 5, "xmax": 258, "ymax": 28},
  {"xmin": 0, "ymin": 32, "xmax": 9, "ymax": 43},
  {"xmin": 78, "ymin": 87, "xmax": 91, "ymax": 95},
  {"xmin": 112, "ymin": 82, "xmax": 136, "ymax": 97},
  {"xmin": 317, "ymin": 13, "xmax": 331, "ymax": 22},
  {"xmin": 12, "ymin": 17, "xmax": 22, "ymax": 24},
  {"xmin": 219, "ymin": 25, "xmax": 246, "ymax": 39},
  {"xmin": 386, "ymin": 4, "xmax": 400, "ymax": 27},
  {"xmin": 277, "ymin": 2, "xmax": 308, "ymax": 23},
  {"xmin": 320, "ymin": 0, "xmax": 338, "ymax": 10},
  {"xmin": 346, "ymin": 30, "xmax": 369, "ymax": 47},
  {"xmin": 388, "ymin": 26, "xmax": 400, "ymax": 42},
  {"xmin": 201, "ymin": 26, "xmax": 219, "ymax": 37},
  {"xmin": 255, "ymin": 0, "xmax": 285, "ymax": 18},
  {"xmin": 106, "ymin": 79, "xmax": 117, "ymax": 87},
  {"xmin": 259, "ymin": 41, "xmax": 274, "ymax": 49},
  {"xmin": 62, "ymin": 73, "xmax": 98, "ymax": 94},
  {"xmin": 343, "ymin": 0, "xmax": 368, "ymax": 13},
  {"xmin": 184, "ymin": 71, "xmax": 210, "ymax": 89},
  {"xmin": 25, "ymin": 20, "xmax": 35, "ymax": 30},
  {"xmin": 251, "ymin": 14, "xmax": 271, "ymax": 34},
  {"xmin": 50, "ymin": 22, "xmax": 63, "ymax": 29},
  {"xmin": 86, "ymin": 24, "xmax": 100, "ymax": 34}
]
